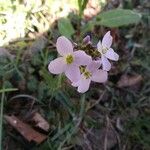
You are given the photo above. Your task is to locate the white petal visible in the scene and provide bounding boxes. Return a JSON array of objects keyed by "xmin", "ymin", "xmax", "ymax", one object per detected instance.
[
  {"xmin": 87, "ymin": 60, "xmax": 101, "ymax": 73},
  {"xmin": 56, "ymin": 36, "xmax": 73, "ymax": 56},
  {"xmin": 101, "ymin": 56, "xmax": 111, "ymax": 71},
  {"xmin": 105, "ymin": 48, "xmax": 119, "ymax": 61},
  {"xmin": 72, "ymin": 81, "xmax": 79, "ymax": 87},
  {"xmin": 65, "ymin": 65, "xmax": 80, "ymax": 82},
  {"xmin": 77, "ymin": 78, "xmax": 91, "ymax": 93},
  {"xmin": 97, "ymin": 40, "xmax": 103, "ymax": 51},
  {"xmin": 73, "ymin": 50, "xmax": 92, "ymax": 66},
  {"xmin": 48, "ymin": 57, "xmax": 67, "ymax": 74},
  {"xmin": 102, "ymin": 31, "xmax": 112, "ymax": 48},
  {"xmin": 91, "ymin": 69, "xmax": 108, "ymax": 83}
]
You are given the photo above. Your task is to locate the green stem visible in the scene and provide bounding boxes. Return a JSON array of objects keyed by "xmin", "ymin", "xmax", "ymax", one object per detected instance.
[
  {"xmin": 0, "ymin": 88, "xmax": 18, "ymax": 93},
  {"xmin": 0, "ymin": 90, "xmax": 5, "ymax": 150},
  {"xmin": 57, "ymin": 74, "xmax": 62, "ymax": 89},
  {"xmin": 79, "ymin": 94, "xmax": 86, "ymax": 118}
]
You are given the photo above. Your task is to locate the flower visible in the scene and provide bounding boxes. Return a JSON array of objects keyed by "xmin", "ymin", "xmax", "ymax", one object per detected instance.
[
  {"xmin": 72, "ymin": 61, "xmax": 108, "ymax": 93},
  {"xmin": 48, "ymin": 36, "xmax": 92, "ymax": 82},
  {"xmin": 83, "ymin": 35, "xmax": 91, "ymax": 45},
  {"xmin": 97, "ymin": 31, "xmax": 119, "ymax": 71}
]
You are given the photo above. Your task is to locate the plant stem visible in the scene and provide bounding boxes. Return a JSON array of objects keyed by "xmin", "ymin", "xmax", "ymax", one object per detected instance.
[{"xmin": 0, "ymin": 90, "xmax": 5, "ymax": 150}]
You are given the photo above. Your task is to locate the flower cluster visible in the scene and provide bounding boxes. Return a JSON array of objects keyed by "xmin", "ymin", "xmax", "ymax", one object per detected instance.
[{"xmin": 48, "ymin": 31, "xmax": 119, "ymax": 93}]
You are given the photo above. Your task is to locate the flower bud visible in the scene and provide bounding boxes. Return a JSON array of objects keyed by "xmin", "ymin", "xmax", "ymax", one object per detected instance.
[{"xmin": 83, "ymin": 35, "xmax": 91, "ymax": 44}]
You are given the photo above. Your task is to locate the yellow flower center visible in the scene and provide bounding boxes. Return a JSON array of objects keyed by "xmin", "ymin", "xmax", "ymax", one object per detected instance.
[
  {"xmin": 83, "ymin": 70, "xmax": 91, "ymax": 79},
  {"xmin": 79, "ymin": 66, "xmax": 86, "ymax": 73},
  {"xmin": 65, "ymin": 54, "xmax": 74, "ymax": 64}
]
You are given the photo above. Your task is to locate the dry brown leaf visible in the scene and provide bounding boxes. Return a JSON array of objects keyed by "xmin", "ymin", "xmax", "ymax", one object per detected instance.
[
  {"xmin": 4, "ymin": 115, "xmax": 47, "ymax": 144},
  {"xmin": 117, "ymin": 74, "xmax": 143, "ymax": 88},
  {"xmin": 31, "ymin": 112, "xmax": 50, "ymax": 132}
]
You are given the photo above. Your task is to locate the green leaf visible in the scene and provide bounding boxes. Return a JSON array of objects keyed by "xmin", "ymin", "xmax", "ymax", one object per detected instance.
[
  {"xmin": 81, "ymin": 21, "xmax": 95, "ymax": 34},
  {"xmin": 58, "ymin": 18, "xmax": 75, "ymax": 38},
  {"xmin": 39, "ymin": 68, "xmax": 65, "ymax": 95},
  {"xmin": 96, "ymin": 9, "xmax": 141, "ymax": 27},
  {"xmin": 55, "ymin": 91, "xmax": 75, "ymax": 117},
  {"xmin": 78, "ymin": 0, "xmax": 88, "ymax": 17}
]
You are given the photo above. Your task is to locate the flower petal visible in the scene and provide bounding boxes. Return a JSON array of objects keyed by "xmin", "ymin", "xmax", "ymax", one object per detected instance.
[
  {"xmin": 87, "ymin": 60, "xmax": 101, "ymax": 73},
  {"xmin": 97, "ymin": 40, "xmax": 103, "ymax": 51},
  {"xmin": 104, "ymin": 48, "xmax": 119, "ymax": 61},
  {"xmin": 65, "ymin": 65, "xmax": 80, "ymax": 82},
  {"xmin": 102, "ymin": 31, "xmax": 112, "ymax": 48},
  {"xmin": 77, "ymin": 78, "xmax": 91, "ymax": 93},
  {"xmin": 101, "ymin": 55, "xmax": 111, "ymax": 71},
  {"xmin": 48, "ymin": 57, "xmax": 67, "ymax": 74},
  {"xmin": 73, "ymin": 50, "xmax": 92, "ymax": 66},
  {"xmin": 56, "ymin": 36, "xmax": 73, "ymax": 56},
  {"xmin": 91, "ymin": 69, "xmax": 108, "ymax": 83},
  {"xmin": 71, "ymin": 81, "xmax": 79, "ymax": 87}
]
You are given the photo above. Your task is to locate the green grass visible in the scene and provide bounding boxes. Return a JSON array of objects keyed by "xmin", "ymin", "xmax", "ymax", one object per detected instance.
[
  {"xmin": 0, "ymin": 89, "xmax": 5, "ymax": 150},
  {"xmin": 0, "ymin": 87, "xmax": 18, "ymax": 150}
]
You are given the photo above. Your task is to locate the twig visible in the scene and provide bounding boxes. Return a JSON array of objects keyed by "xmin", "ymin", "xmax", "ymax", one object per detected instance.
[
  {"xmin": 109, "ymin": 118, "xmax": 121, "ymax": 150},
  {"xmin": 81, "ymin": 128, "xmax": 93, "ymax": 150},
  {"xmin": 8, "ymin": 94, "xmax": 41, "ymax": 111},
  {"xmin": 104, "ymin": 115, "xmax": 109, "ymax": 150},
  {"xmin": 87, "ymin": 90, "xmax": 106, "ymax": 111}
]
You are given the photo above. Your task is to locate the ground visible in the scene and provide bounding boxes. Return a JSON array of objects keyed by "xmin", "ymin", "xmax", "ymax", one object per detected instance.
[{"xmin": 0, "ymin": 0, "xmax": 150, "ymax": 150}]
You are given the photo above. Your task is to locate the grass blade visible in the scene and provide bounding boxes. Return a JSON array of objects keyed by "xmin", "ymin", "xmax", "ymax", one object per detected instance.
[
  {"xmin": 0, "ymin": 88, "xmax": 18, "ymax": 93},
  {"xmin": 0, "ymin": 90, "xmax": 5, "ymax": 150}
]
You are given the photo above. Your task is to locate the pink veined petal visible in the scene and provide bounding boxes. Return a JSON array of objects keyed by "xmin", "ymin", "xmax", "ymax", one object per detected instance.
[
  {"xmin": 91, "ymin": 69, "xmax": 108, "ymax": 83},
  {"xmin": 102, "ymin": 31, "xmax": 113, "ymax": 49},
  {"xmin": 56, "ymin": 36, "xmax": 73, "ymax": 56},
  {"xmin": 97, "ymin": 40, "xmax": 103, "ymax": 52},
  {"xmin": 65, "ymin": 65, "xmax": 80, "ymax": 82},
  {"xmin": 48, "ymin": 57, "xmax": 67, "ymax": 74},
  {"xmin": 73, "ymin": 50, "xmax": 92, "ymax": 66},
  {"xmin": 101, "ymin": 55, "xmax": 111, "ymax": 71},
  {"xmin": 71, "ymin": 77, "xmax": 81, "ymax": 87},
  {"xmin": 104, "ymin": 48, "xmax": 119, "ymax": 61},
  {"xmin": 77, "ymin": 78, "xmax": 91, "ymax": 93},
  {"xmin": 87, "ymin": 60, "xmax": 101, "ymax": 73}
]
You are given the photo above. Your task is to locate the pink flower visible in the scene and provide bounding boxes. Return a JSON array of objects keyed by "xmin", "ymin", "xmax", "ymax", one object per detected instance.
[
  {"xmin": 83, "ymin": 35, "xmax": 91, "ymax": 44},
  {"xmin": 48, "ymin": 36, "xmax": 92, "ymax": 82},
  {"xmin": 97, "ymin": 31, "xmax": 119, "ymax": 71},
  {"xmin": 72, "ymin": 61, "xmax": 108, "ymax": 93}
]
